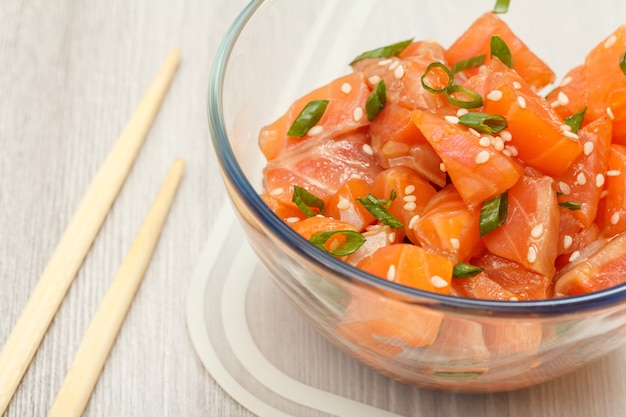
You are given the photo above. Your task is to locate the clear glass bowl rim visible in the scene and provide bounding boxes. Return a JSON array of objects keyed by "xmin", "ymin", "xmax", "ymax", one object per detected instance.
[{"xmin": 207, "ymin": 0, "xmax": 626, "ymax": 316}]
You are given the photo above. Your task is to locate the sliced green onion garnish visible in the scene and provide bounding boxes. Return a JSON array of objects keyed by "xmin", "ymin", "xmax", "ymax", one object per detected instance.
[
  {"xmin": 620, "ymin": 51, "xmax": 626, "ymax": 76},
  {"xmin": 366, "ymin": 80, "xmax": 387, "ymax": 121},
  {"xmin": 559, "ymin": 201, "xmax": 582, "ymax": 210},
  {"xmin": 493, "ymin": 0, "xmax": 511, "ymax": 13},
  {"xmin": 453, "ymin": 263, "xmax": 484, "ymax": 278},
  {"xmin": 357, "ymin": 192, "xmax": 404, "ymax": 228},
  {"xmin": 479, "ymin": 191, "xmax": 509, "ymax": 236},
  {"xmin": 458, "ymin": 112, "xmax": 507, "ymax": 134},
  {"xmin": 421, "ymin": 61, "xmax": 454, "ymax": 94},
  {"xmin": 490, "ymin": 35, "xmax": 513, "ymax": 68},
  {"xmin": 350, "ymin": 38, "xmax": 414, "ymax": 65},
  {"xmin": 309, "ymin": 230, "xmax": 366, "ymax": 256},
  {"xmin": 292, "ymin": 185, "xmax": 325, "ymax": 217},
  {"xmin": 564, "ymin": 107, "xmax": 587, "ymax": 134},
  {"xmin": 451, "ymin": 54, "xmax": 486, "ymax": 74},
  {"xmin": 444, "ymin": 84, "xmax": 484, "ymax": 109},
  {"xmin": 287, "ymin": 100, "xmax": 329, "ymax": 138}
]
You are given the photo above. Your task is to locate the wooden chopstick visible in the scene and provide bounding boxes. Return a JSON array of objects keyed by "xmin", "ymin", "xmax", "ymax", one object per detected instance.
[
  {"xmin": 46, "ymin": 158, "xmax": 185, "ymax": 417},
  {"xmin": 0, "ymin": 49, "xmax": 181, "ymax": 415}
]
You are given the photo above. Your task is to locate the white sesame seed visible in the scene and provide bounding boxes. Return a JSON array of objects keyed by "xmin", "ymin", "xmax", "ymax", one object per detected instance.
[
  {"xmin": 502, "ymin": 149, "xmax": 512, "ymax": 157},
  {"xmin": 270, "ymin": 187, "xmax": 284, "ymax": 196},
  {"xmin": 394, "ymin": 64, "xmax": 405, "ymax": 79},
  {"xmin": 408, "ymin": 214, "xmax": 420, "ymax": 229},
  {"xmin": 607, "ymin": 106, "xmax": 615, "ymax": 120},
  {"xmin": 444, "ymin": 115, "xmax": 459, "ymax": 124},
  {"xmin": 557, "ymin": 91, "xmax": 570, "ymax": 106},
  {"xmin": 611, "ymin": 212, "xmax": 621, "ymax": 225},
  {"xmin": 510, "ymin": 296, "xmax": 520, "ymax": 301},
  {"xmin": 596, "ymin": 173, "xmax": 605, "ymax": 188},
  {"xmin": 563, "ymin": 130, "xmax": 579, "ymax": 140},
  {"xmin": 362, "ymin": 143, "xmax": 374, "ymax": 155},
  {"xmin": 504, "ymin": 145, "xmax": 519, "ymax": 157},
  {"xmin": 337, "ymin": 196, "xmax": 351, "ymax": 210},
  {"xmin": 563, "ymin": 235, "xmax": 573, "ymax": 250},
  {"xmin": 404, "ymin": 202, "xmax": 417, "ymax": 211},
  {"xmin": 479, "ymin": 136, "xmax": 491, "ymax": 147},
  {"xmin": 558, "ymin": 181, "xmax": 571, "ymax": 195},
  {"xmin": 403, "ymin": 195, "xmax": 417, "ymax": 203},
  {"xmin": 378, "ymin": 58, "xmax": 392, "ymax": 66},
  {"xmin": 450, "ymin": 238, "xmax": 460, "ymax": 250},
  {"xmin": 607, "ymin": 170, "xmax": 622, "ymax": 177},
  {"xmin": 308, "ymin": 125, "xmax": 324, "ymax": 136},
  {"xmin": 604, "ymin": 34, "xmax": 617, "ymax": 49},
  {"xmin": 513, "ymin": 81, "xmax": 522, "ymax": 89},
  {"xmin": 439, "ymin": 162, "xmax": 447, "ymax": 172},
  {"xmin": 388, "ymin": 232, "xmax": 396, "ymax": 243},
  {"xmin": 550, "ymin": 100, "xmax": 561, "ymax": 108},
  {"xmin": 349, "ymin": 173, "xmax": 362, "ymax": 180},
  {"xmin": 475, "ymin": 150, "xmax": 491, "ymax": 164},
  {"xmin": 487, "ymin": 89, "xmax": 503, "ymax": 101},
  {"xmin": 530, "ymin": 223, "xmax": 544, "ymax": 239},
  {"xmin": 430, "ymin": 275, "xmax": 449, "ymax": 288},
  {"xmin": 388, "ymin": 60, "xmax": 400, "ymax": 71},
  {"xmin": 601, "ymin": 190, "xmax": 609, "ymax": 198},
  {"xmin": 368, "ymin": 75, "xmax": 380, "ymax": 85},
  {"xmin": 286, "ymin": 216, "xmax": 301, "ymax": 224},
  {"xmin": 583, "ymin": 141, "xmax": 594, "ymax": 156},
  {"xmin": 404, "ymin": 184, "xmax": 416, "ymax": 195},
  {"xmin": 569, "ymin": 250, "xmax": 581, "ymax": 263},
  {"xmin": 387, "ymin": 264, "xmax": 396, "ymax": 281},
  {"xmin": 527, "ymin": 245, "xmax": 538, "ymax": 264},
  {"xmin": 341, "ymin": 82, "xmax": 352, "ymax": 94},
  {"xmin": 493, "ymin": 138, "xmax": 505, "ymax": 151},
  {"xmin": 517, "ymin": 96, "xmax": 527, "ymax": 109},
  {"xmin": 456, "ymin": 108, "xmax": 469, "ymax": 117},
  {"xmin": 353, "ymin": 107, "xmax": 364, "ymax": 122},
  {"xmin": 500, "ymin": 130, "xmax": 512, "ymax": 142},
  {"xmin": 560, "ymin": 124, "xmax": 572, "ymax": 132},
  {"xmin": 560, "ymin": 76, "xmax": 572, "ymax": 87},
  {"xmin": 468, "ymin": 128, "xmax": 481, "ymax": 137},
  {"xmin": 576, "ymin": 172, "xmax": 587, "ymax": 185}
]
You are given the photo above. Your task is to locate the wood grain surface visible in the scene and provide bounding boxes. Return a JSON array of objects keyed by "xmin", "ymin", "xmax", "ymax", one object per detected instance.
[{"xmin": 0, "ymin": 1, "xmax": 625, "ymax": 417}]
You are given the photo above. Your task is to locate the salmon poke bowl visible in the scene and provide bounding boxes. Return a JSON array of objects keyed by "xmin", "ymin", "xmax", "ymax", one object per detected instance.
[{"xmin": 208, "ymin": 0, "xmax": 626, "ymax": 391}]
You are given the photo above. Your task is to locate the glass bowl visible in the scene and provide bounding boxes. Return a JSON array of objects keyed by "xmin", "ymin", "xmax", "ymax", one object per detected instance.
[{"xmin": 208, "ymin": 0, "xmax": 626, "ymax": 392}]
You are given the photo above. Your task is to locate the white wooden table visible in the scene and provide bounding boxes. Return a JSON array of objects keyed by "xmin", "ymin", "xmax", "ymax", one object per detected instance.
[{"xmin": 0, "ymin": 1, "xmax": 625, "ymax": 416}]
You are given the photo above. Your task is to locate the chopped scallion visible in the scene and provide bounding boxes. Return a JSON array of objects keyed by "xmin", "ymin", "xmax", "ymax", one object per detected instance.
[
  {"xmin": 493, "ymin": 0, "xmax": 511, "ymax": 14},
  {"xmin": 620, "ymin": 51, "xmax": 626, "ymax": 76},
  {"xmin": 292, "ymin": 185, "xmax": 325, "ymax": 217},
  {"xmin": 421, "ymin": 61, "xmax": 454, "ymax": 94},
  {"xmin": 453, "ymin": 263, "xmax": 484, "ymax": 278},
  {"xmin": 366, "ymin": 80, "xmax": 387, "ymax": 121},
  {"xmin": 451, "ymin": 54, "xmax": 486, "ymax": 74},
  {"xmin": 287, "ymin": 100, "xmax": 329, "ymax": 138},
  {"xmin": 350, "ymin": 38, "xmax": 413, "ymax": 65},
  {"xmin": 559, "ymin": 201, "xmax": 582, "ymax": 211},
  {"xmin": 444, "ymin": 84, "xmax": 484, "ymax": 109},
  {"xmin": 458, "ymin": 112, "xmax": 508, "ymax": 134},
  {"xmin": 357, "ymin": 192, "xmax": 404, "ymax": 228},
  {"xmin": 479, "ymin": 191, "xmax": 509, "ymax": 236},
  {"xmin": 490, "ymin": 35, "xmax": 513, "ymax": 68},
  {"xmin": 564, "ymin": 107, "xmax": 587, "ymax": 134},
  {"xmin": 309, "ymin": 230, "xmax": 366, "ymax": 256}
]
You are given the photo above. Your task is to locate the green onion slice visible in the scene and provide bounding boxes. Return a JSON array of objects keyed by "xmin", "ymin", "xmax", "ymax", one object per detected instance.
[
  {"xmin": 350, "ymin": 38, "xmax": 413, "ymax": 65},
  {"xmin": 620, "ymin": 51, "xmax": 626, "ymax": 76},
  {"xmin": 490, "ymin": 35, "xmax": 513, "ymax": 68},
  {"xmin": 287, "ymin": 99, "xmax": 329, "ymax": 138},
  {"xmin": 493, "ymin": 0, "xmax": 511, "ymax": 13},
  {"xmin": 444, "ymin": 84, "xmax": 484, "ymax": 109},
  {"xmin": 357, "ymin": 192, "xmax": 404, "ymax": 228},
  {"xmin": 309, "ymin": 230, "xmax": 366, "ymax": 256},
  {"xmin": 366, "ymin": 80, "xmax": 387, "ymax": 121},
  {"xmin": 292, "ymin": 185, "xmax": 325, "ymax": 217},
  {"xmin": 421, "ymin": 61, "xmax": 454, "ymax": 94},
  {"xmin": 453, "ymin": 263, "xmax": 484, "ymax": 278},
  {"xmin": 559, "ymin": 201, "xmax": 582, "ymax": 211},
  {"xmin": 458, "ymin": 112, "xmax": 507, "ymax": 134},
  {"xmin": 451, "ymin": 54, "xmax": 486, "ymax": 74},
  {"xmin": 564, "ymin": 107, "xmax": 587, "ymax": 134},
  {"xmin": 479, "ymin": 191, "xmax": 509, "ymax": 236}
]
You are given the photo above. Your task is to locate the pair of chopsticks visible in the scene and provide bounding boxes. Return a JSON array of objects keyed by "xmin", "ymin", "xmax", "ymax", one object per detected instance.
[{"xmin": 0, "ymin": 49, "xmax": 183, "ymax": 417}]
